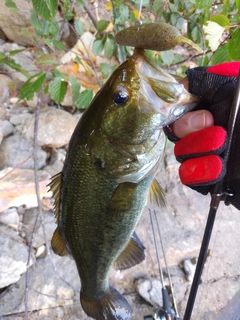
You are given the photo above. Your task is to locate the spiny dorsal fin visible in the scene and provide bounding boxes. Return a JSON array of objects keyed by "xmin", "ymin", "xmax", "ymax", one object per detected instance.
[
  {"xmin": 148, "ymin": 179, "xmax": 166, "ymax": 208},
  {"xmin": 47, "ymin": 172, "xmax": 62, "ymax": 224},
  {"xmin": 113, "ymin": 232, "xmax": 145, "ymax": 270},
  {"xmin": 51, "ymin": 227, "xmax": 68, "ymax": 256}
]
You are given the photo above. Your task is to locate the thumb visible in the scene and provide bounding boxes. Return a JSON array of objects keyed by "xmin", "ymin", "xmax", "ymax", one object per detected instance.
[{"xmin": 171, "ymin": 110, "xmax": 214, "ymax": 139}]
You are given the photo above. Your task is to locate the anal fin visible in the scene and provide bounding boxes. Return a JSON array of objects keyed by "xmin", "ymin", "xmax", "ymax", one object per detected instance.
[
  {"xmin": 113, "ymin": 232, "xmax": 145, "ymax": 270},
  {"xmin": 51, "ymin": 227, "xmax": 68, "ymax": 256}
]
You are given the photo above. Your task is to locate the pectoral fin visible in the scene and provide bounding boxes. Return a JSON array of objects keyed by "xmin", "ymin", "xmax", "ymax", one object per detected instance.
[
  {"xmin": 108, "ymin": 182, "xmax": 139, "ymax": 217},
  {"xmin": 148, "ymin": 179, "xmax": 166, "ymax": 207},
  {"xmin": 51, "ymin": 227, "xmax": 68, "ymax": 256},
  {"xmin": 113, "ymin": 232, "xmax": 145, "ymax": 270}
]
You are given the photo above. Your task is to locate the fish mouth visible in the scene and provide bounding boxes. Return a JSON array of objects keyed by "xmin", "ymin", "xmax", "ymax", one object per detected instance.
[{"xmin": 131, "ymin": 49, "xmax": 199, "ymax": 126}]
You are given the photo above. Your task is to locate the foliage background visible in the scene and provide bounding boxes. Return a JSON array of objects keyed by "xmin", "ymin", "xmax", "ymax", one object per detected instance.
[{"xmin": 2, "ymin": 0, "xmax": 240, "ymax": 108}]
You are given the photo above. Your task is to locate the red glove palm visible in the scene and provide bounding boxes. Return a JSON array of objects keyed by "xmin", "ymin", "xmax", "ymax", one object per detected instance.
[{"xmin": 171, "ymin": 62, "xmax": 240, "ymax": 209}]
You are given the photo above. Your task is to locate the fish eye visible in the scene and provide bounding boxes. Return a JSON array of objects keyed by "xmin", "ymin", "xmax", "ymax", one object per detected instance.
[{"xmin": 113, "ymin": 86, "xmax": 129, "ymax": 105}]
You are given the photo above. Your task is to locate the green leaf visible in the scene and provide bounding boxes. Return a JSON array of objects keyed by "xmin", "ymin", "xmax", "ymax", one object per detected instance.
[
  {"xmin": 0, "ymin": 53, "xmax": 5, "ymax": 60},
  {"xmin": 93, "ymin": 38, "xmax": 104, "ymax": 56},
  {"xmin": 237, "ymin": 0, "xmax": 240, "ymax": 12},
  {"xmin": 74, "ymin": 20, "xmax": 84, "ymax": 36},
  {"xmin": 76, "ymin": 89, "xmax": 93, "ymax": 109},
  {"xmin": 30, "ymin": 9, "xmax": 43, "ymax": 36},
  {"xmin": 100, "ymin": 63, "xmax": 117, "ymax": 79},
  {"xmin": 9, "ymin": 49, "xmax": 26, "ymax": 56},
  {"xmin": 65, "ymin": 11, "xmax": 74, "ymax": 21},
  {"xmin": 47, "ymin": 0, "xmax": 58, "ymax": 17},
  {"xmin": 222, "ymin": 0, "xmax": 229, "ymax": 15},
  {"xmin": 49, "ymin": 76, "xmax": 68, "ymax": 104},
  {"xmin": 104, "ymin": 35, "xmax": 117, "ymax": 59},
  {"xmin": 18, "ymin": 72, "xmax": 46, "ymax": 101},
  {"xmin": 34, "ymin": 54, "xmax": 60, "ymax": 66},
  {"xmin": 32, "ymin": 0, "xmax": 58, "ymax": 21},
  {"xmin": 76, "ymin": 0, "xmax": 84, "ymax": 9},
  {"xmin": 210, "ymin": 14, "xmax": 230, "ymax": 27},
  {"xmin": 228, "ymin": 28, "xmax": 240, "ymax": 60},
  {"xmin": 212, "ymin": 43, "xmax": 230, "ymax": 64},
  {"xmin": 69, "ymin": 76, "xmax": 80, "ymax": 104},
  {"xmin": 96, "ymin": 20, "xmax": 109, "ymax": 33},
  {"xmin": 49, "ymin": 20, "xmax": 59, "ymax": 37},
  {"xmin": 0, "ymin": 57, "xmax": 31, "ymax": 78},
  {"xmin": 52, "ymin": 40, "xmax": 65, "ymax": 51},
  {"xmin": 191, "ymin": 25, "xmax": 201, "ymax": 43},
  {"xmin": 161, "ymin": 50, "xmax": 174, "ymax": 66},
  {"xmin": 5, "ymin": 0, "xmax": 18, "ymax": 12},
  {"xmin": 196, "ymin": 0, "xmax": 214, "ymax": 9}
]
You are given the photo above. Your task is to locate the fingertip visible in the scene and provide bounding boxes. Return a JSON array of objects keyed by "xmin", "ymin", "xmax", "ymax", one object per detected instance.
[{"xmin": 171, "ymin": 110, "xmax": 214, "ymax": 139}]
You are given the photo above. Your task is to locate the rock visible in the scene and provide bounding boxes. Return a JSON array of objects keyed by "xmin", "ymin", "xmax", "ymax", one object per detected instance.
[
  {"xmin": 135, "ymin": 277, "xmax": 163, "ymax": 308},
  {"xmin": 0, "ymin": 132, "xmax": 3, "ymax": 144},
  {"xmin": 0, "ymin": 207, "xmax": 19, "ymax": 230},
  {"xmin": 0, "ymin": 134, "xmax": 47, "ymax": 170},
  {"xmin": 0, "ymin": 1, "xmax": 41, "ymax": 46},
  {"xmin": 0, "ymin": 1, "xmax": 73, "ymax": 47},
  {"xmin": 0, "ymin": 74, "xmax": 16, "ymax": 103},
  {"xmin": 1, "ymin": 43, "xmax": 39, "ymax": 88},
  {"xmin": 0, "ymin": 119, "xmax": 14, "ymax": 137},
  {"xmin": 10, "ymin": 113, "xmax": 32, "ymax": 126},
  {"xmin": 182, "ymin": 258, "xmax": 197, "ymax": 282},
  {"xmin": 44, "ymin": 159, "xmax": 64, "ymax": 176},
  {"xmin": 0, "ymin": 224, "xmax": 35, "ymax": 289},
  {"xmin": 0, "ymin": 168, "xmax": 51, "ymax": 212},
  {"xmin": 22, "ymin": 107, "xmax": 79, "ymax": 148},
  {"xmin": 35, "ymin": 245, "xmax": 46, "ymax": 258},
  {"xmin": 0, "ymin": 252, "xmax": 80, "ymax": 317},
  {"xmin": 23, "ymin": 209, "xmax": 56, "ymax": 249}
]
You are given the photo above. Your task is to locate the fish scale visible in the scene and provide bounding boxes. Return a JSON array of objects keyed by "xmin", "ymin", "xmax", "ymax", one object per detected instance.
[{"xmin": 48, "ymin": 47, "xmax": 199, "ymax": 320}]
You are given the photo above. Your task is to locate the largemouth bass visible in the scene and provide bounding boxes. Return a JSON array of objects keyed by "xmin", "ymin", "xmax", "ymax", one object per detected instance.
[{"xmin": 49, "ymin": 48, "xmax": 199, "ymax": 320}]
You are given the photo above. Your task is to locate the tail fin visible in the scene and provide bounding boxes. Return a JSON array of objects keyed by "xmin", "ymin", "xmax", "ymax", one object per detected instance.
[{"xmin": 80, "ymin": 286, "xmax": 132, "ymax": 320}]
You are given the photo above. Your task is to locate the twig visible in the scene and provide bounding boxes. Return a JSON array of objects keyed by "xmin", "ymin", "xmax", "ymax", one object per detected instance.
[
  {"xmin": 24, "ymin": 92, "xmax": 43, "ymax": 320},
  {"xmin": 0, "ymin": 155, "xmax": 33, "ymax": 181},
  {"xmin": 82, "ymin": 0, "xmax": 98, "ymax": 29}
]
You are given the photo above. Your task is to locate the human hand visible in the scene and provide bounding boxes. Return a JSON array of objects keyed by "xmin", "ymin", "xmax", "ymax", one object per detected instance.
[{"xmin": 168, "ymin": 62, "xmax": 240, "ymax": 209}]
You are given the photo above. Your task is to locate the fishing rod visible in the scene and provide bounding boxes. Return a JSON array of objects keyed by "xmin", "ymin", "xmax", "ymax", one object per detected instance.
[
  {"xmin": 183, "ymin": 71, "xmax": 240, "ymax": 320},
  {"xmin": 144, "ymin": 209, "xmax": 181, "ymax": 320}
]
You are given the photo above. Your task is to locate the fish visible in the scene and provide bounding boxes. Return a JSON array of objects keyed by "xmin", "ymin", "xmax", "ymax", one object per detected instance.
[
  {"xmin": 115, "ymin": 22, "xmax": 202, "ymax": 52},
  {"xmin": 48, "ymin": 48, "xmax": 199, "ymax": 320}
]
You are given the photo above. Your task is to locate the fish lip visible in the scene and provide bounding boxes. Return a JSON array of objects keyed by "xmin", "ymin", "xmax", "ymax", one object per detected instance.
[{"xmin": 131, "ymin": 49, "xmax": 200, "ymax": 119}]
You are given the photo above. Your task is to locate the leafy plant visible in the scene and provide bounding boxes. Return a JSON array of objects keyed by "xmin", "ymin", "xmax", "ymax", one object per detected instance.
[{"xmin": 1, "ymin": 0, "xmax": 240, "ymax": 109}]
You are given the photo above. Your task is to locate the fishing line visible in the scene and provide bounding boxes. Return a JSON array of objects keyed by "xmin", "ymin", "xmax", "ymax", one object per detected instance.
[
  {"xmin": 136, "ymin": 0, "xmax": 143, "ymax": 29},
  {"xmin": 149, "ymin": 208, "xmax": 180, "ymax": 319},
  {"xmin": 149, "ymin": 208, "xmax": 165, "ymax": 286},
  {"xmin": 154, "ymin": 210, "xmax": 180, "ymax": 318}
]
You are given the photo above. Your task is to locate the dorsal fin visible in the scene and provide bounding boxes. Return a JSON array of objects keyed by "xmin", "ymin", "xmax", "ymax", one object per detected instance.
[
  {"xmin": 47, "ymin": 172, "xmax": 62, "ymax": 223},
  {"xmin": 113, "ymin": 232, "xmax": 145, "ymax": 270},
  {"xmin": 148, "ymin": 178, "xmax": 166, "ymax": 207}
]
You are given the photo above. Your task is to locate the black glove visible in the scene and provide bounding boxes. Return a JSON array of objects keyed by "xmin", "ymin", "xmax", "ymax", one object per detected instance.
[{"xmin": 168, "ymin": 62, "xmax": 240, "ymax": 209}]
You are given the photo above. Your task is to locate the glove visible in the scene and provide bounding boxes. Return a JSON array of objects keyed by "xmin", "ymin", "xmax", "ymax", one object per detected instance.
[{"xmin": 168, "ymin": 62, "xmax": 240, "ymax": 209}]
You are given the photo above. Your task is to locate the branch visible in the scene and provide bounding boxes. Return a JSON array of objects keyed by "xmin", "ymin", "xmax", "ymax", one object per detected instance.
[{"xmin": 82, "ymin": 0, "xmax": 98, "ymax": 29}]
